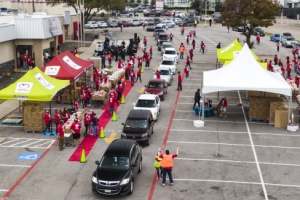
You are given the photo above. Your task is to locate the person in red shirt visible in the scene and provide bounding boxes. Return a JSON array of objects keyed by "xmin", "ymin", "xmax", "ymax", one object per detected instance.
[
  {"xmin": 88, "ymin": 110, "xmax": 94, "ymax": 135},
  {"xmin": 149, "ymin": 46, "xmax": 153, "ymax": 58},
  {"xmin": 143, "ymin": 36, "xmax": 147, "ymax": 48},
  {"xmin": 286, "ymin": 56, "xmax": 290, "ymax": 66},
  {"xmin": 200, "ymin": 41, "xmax": 205, "ymax": 54},
  {"xmin": 256, "ymin": 35, "xmax": 260, "ymax": 44},
  {"xmin": 159, "ymin": 147, "xmax": 179, "ymax": 186},
  {"xmin": 130, "ymin": 69, "xmax": 135, "ymax": 86},
  {"xmin": 191, "ymin": 39, "xmax": 195, "ymax": 50},
  {"xmin": 220, "ymin": 97, "xmax": 228, "ymax": 118},
  {"xmin": 118, "ymin": 59, "xmax": 123, "ymax": 69},
  {"xmin": 184, "ymin": 65, "xmax": 189, "ymax": 80},
  {"xmin": 57, "ymin": 120, "xmax": 65, "ymax": 151},
  {"xmin": 108, "ymin": 95, "xmax": 117, "ymax": 117},
  {"xmin": 83, "ymin": 113, "xmax": 90, "ymax": 136},
  {"xmin": 142, "ymin": 48, "xmax": 146, "ymax": 61},
  {"xmin": 145, "ymin": 53, "xmax": 151, "ymax": 69},
  {"xmin": 21, "ymin": 53, "xmax": 28, "ymax": 69},
  {"xmin": 27, "ymin": 56, "xmax": 33, "ymax": 69},
  {"xmin": 274, "ymin": 54, "xmax": 278, "ymax": 65},
  {"xmin": 293, "ymin": 57, "xmax": 299, "ymax": 73},
  {"xmin": 117, "ymin": 81, "xmax": 123, "ymax": 101},
  {"xmin": 108, "ymin": 53, "xmax": 112, "ymax": 66},
  {"xmin": 95, "ymin": 78, "xmax": 100, "ymax": 91},
  {"xmin": 62, "ymin": 108, "xmax": 70, "ymax": 123},
  {"xmin": 186, "ymin": 56, "xmax": 192, "ymax": 69},
  {"xmin": 74, "ymin": 47, "xmax": 78, "ymax": 55},
  {"xmin": 189, "ymin": 49, "xmax": 194, "ymax": 61},
  {"xmin": 74, "ymin": 98, "xmax": 79, "ymax": 111},
  {"xmin": 125, "ymin": 62, "xmax": 131, "ymax": 80},
  {"xmin": 169, "ymin": 33, "xmax": 173, "ymax": 42},
  {"xmin": 193, "ymin": 29, "xmax": 197, "ymax": 38},
  {"xmin": 181, "ymin": 27, "xmax": 184, "ymax": 35},
  {"xmin": 70, "ymin": 119, "xmax": 82, "ymax": 147},
  {"xmin": 98, "ymin": 71, "xmax": 103, "ymax": 83},
  {"xmin": 103, "ymin": 75, "xmax": 108, "ymax": 84},
  {"xmin": 268, "ymin": 60, "xmax": 273, "ymax": 71},
  {"xmin": 43, "ymin": 110, "xmax": 51, "ymax": 134},
  {"xmin": 189, "ymin": 31, "xmax": 192, "ymax": 39},
  {"xmin": 83, "ymin": 91, "xmax": 88, "ymax": 108},
  {"xmin": 295, "ymin": 74, "xmax": 300, "ymax": 88},
  {"xmin": 186, "ymin": 35, "xmax": 189, "ymax": 45},
  {"xmin": 54, "ymin": 109, "xmax": 61, "ymax": 133},
  {"xmin": 93, "ymin": 68, "xmax": 98, "ymax": 82},
  {"xmin": 177, "ymin": 71, "xmax": 182, "ymax": 91},
  {"xmin": 286, "ymin": 63, "xmax": 292, "ymax": 77},
  {"xmin": 155, "ymin": 70, "xmax": 161, "ymax": 79},
  {"xmin": 137, "ymin": 56, "xmax": 142, "ymax": 68},
  {"xmin": 87, "ymin": 88, "xmax": 92, "ymax": 106},
  {"xmin": 136, "ymin": 66, "xmax": 142, "ymax": 82},
  {"xmin": 276, "ymin": 42, "xmax": 280, "ymax": 52},
  {"xmin": 120, "ymin": 77, "xmax": 126, "ymax": 92}
]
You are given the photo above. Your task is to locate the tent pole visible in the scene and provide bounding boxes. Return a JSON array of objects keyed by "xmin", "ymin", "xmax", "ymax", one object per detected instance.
[
  {"xmin": 219, "ymin": 62, "xmax": 220, "ymax": 69},
  {"xmin": 50, "ymin": 101, "xmax": 53, "ymax": 135},
  {"xmin": 19, "ymin": 100, "xmax": 21, "ymax": 113},
  {"xmin": 288, "ymin": 96, "xmax": 291, "ymax": 124},
  {"xmin": 216, "ymin": 59, "xmax": 218, "ymax": 69},
  {"xmin": 218, "ymin": 92, "xmax": 219, "ymax": 101},
  {"xmin": 202, "ymin": 95, "xmax": 205, "ymax": 120}
]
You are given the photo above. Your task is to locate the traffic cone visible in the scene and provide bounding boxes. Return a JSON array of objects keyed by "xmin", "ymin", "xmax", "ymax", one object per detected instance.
[
  {"xmin": 141, "ymin": 66, "xmax": 144, "ymax": 73},
  {"xmin": 112, "ymin": 111, "xmax": 117, "ymax": 122},
  {"xmin": 99, "ymin": 126, "xmax": 105, "ymax": 138},
  {"xmin": 121, "ymin": 95, "xmax": 125, "ymax": 104},
  {"xmin": 80, "ymin": 149, "xmax": 87, "ymax": 163}
]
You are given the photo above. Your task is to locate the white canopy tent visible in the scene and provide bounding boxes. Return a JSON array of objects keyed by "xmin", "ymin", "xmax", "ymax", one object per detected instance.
[{"xmin": 201, "ymin": 43, "xmax": 292, "ymax": 121}]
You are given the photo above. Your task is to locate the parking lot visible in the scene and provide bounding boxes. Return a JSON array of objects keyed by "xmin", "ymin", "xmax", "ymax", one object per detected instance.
[{"xmin": 1, "ymin": 15, "xmax": 300, "ymax": 200}]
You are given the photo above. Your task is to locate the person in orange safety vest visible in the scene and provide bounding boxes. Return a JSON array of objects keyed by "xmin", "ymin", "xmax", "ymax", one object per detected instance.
[{"xmin": 160, "ymin": 147, "xmax": 179, "ymax": 187}]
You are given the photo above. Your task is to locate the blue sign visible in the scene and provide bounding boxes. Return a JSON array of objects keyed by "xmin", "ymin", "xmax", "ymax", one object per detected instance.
[{"xmin": 17, "ymin": 152, "xmax": 42, "ymax": 161}]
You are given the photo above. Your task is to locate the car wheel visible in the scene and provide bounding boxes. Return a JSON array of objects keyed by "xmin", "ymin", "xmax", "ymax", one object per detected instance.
[
  {"xmin": 128, "ymin": 180, "xmax": 134, "ymax": 195},
  {"xmin": 138, "ymin": 159, "xmax": 142, "ymax": 173}
]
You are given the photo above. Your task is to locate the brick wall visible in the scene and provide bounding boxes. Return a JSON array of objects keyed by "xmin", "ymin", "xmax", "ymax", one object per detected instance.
[{"xmin": 0, "ymin": 60, "xmax": 15, "ymax": 76}]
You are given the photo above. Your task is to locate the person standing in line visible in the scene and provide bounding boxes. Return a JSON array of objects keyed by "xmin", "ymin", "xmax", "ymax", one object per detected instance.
[
  {"xmin": 287, "ymin": 63, "xmax": 292, "ymax": 77},
  {"xmin": 184, "ymin": 65, "xmax": 189, "ymax": 80},
  {"xmin": 193, "ymin": 89, "xmax": 201, "ymax": 109},
  {"xmin": 154, "ymin": 148, "xmax": 163, "ymax": 180},
  {"xmin": 186, "ymin": 35, "xmax": 190, "ymax": 45},
  {"xmin": 70, "ymin": 119, "xmax": 82, "ymax": 147},
  {"xmin": 176, "ymin": 71, "xmax": 182, "ymax": 91},
  {"xmin": 136, "ymin": 66, "xmax": 142, "ymax": 82},
  {"xmin": 189, "ymin": 49, "xmax": 194, "ymax": 61},
  {"xmin": 143, "ymin": 36, "xmax": 147, "ymax": 48},
  {"xmin": 186, "ymin": 56, "xmax": 192, "ymax": 69},
  {"xmin": 276, "ymin": 42, "xmax": 280, "ymax": 52},
  {"xmin": 54, "ymin": 109, "xmax": 61, "ymax": 134},
  {"xmin": 130, "ymin": 69, "xmax": 136, "ymax": 86},
  {"xmin": 191, "ymin": 39, "xmax": 195, "ymax": 50},
  {"xmin": 160, "ymin": 147, "xmax": 179, "ymax": 187},
  {"xmin": 43, "ymin": 110, "xmax": 51, "ymax": 135},
  {"xmin": 83, "ymin": 113, "xmax": 89, "ymax": 136},
  {"xmin": 92, "ymin": 113, "xmax": 98, "ymax": 137},
  {"xmin": 200, "ymin": 41, "xmax": 205, "ymax": 54},
  {"xmin": 108, "ymin": 94, "xmax": 117, "ymax": 117},
  {"xmin": 57, "ymin": 120, "xmax": 65, "ymax": 151},
  {"xmin": 149, "ymin": 46, "xmax": 153, "ymax": 58},
  {"xmin": 219, "ymin": 97, "xmax": 228, "ymax": 118},
  {"xmin": 179, "ymin": 45, "xmax": 185, "ymax": 59}
]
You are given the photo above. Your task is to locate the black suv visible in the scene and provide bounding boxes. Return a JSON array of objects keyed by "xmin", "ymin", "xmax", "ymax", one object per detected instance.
[{"xmin": 92, "ymin": 139, "xmax": 142, "ymax": 196}]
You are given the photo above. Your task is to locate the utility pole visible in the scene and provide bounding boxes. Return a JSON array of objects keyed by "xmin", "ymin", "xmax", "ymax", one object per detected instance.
[
  {"xmin": 32, "ymin": 0, "xmax": 35, "ymax": 13},
  {"xmin": 205, "ymin": 0, "xmax": 207, "ymax": 27}
]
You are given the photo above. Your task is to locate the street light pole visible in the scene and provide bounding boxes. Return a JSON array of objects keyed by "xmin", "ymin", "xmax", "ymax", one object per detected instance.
[
  {"xmin": 82, "ymin": 0, "xmax": 85, "ymax": 47},
  {"xmin": 279, "ymin": 5, "xmax": 283, "ymax": 59},
  {"xmin": 204, "ymin": 0, "xmax": 207, "ymax": 27}
]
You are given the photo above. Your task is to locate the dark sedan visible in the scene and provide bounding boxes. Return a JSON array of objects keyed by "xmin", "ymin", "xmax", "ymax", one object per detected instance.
[{"xmin": 118, "ymin": 21, "xmax": 130, "ymax": 27}]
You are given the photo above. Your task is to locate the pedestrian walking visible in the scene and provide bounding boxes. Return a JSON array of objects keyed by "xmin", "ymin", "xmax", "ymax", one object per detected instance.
[
  {"xmin": 219, "ymin": 97, "xmax": 228, "ymax": 118},
  {"xmin": 43, "ymin": 110, "xmax": 51, "ymax": 135},
  {"xmin": 227, "ymin": 25, "xmax": 230, "ymax": 33},
  {"xmin": 57, "ymin": 120, "xmax": 65, "ymax": 151},
  {"xmin": 83, "ymin": 113, "xmax": 89, "ymax": 136},
  {"xmin": 155, "ymin": 70, "xmax": 161, "ymax": 79},
  {"xmin": 120, "ymin": 24, "xmax": 123, "ymax": 32},
  {"xmin": 256, "ymin": 34, "xmax": 260, "ymax": 44},
  {"xmin": 276, "ymin": 42, "xmax": 280, "ymax": 52},
  {"xmin": 186, "ymin": 35, "xmax": 190, "ymax": 45},
  {"xmin": 193, "ymin": 89, "xmax": 201, "ymax": 109},
  {"xmin": 287, "ymin": 63, "xmax": 292, "ymax": 77},
  {"xmin": 149, "ymin": 46, "xmax": 153, "ymax": 58},
  {"xmin": 186, "ymin": 56, "xmax": 192, "ymax": 69},
  {"xmin": 193, "ymin": 29, "xmax": 197, "ymax": 38},
  {"xmin": 70, "ymin": 119, "xmax": 82, "ymax": 147},
  {"xmin": 143, "ymin": 36, "xmax": 147, "ymax": 48},
  {"xmin": 136, "ymin": 66, "xmax": 142, "ymax": 82},
  {"xmin": 160, "ymin": 147, "xmax": 179, "ymax": 187},
  {"xmin": 181, "ymin": 27, "xmax": 184, "ymax": 35},
  {"xmin": 54, "ymin": 109, "xmax": 61, "ymax": 134},
  {"xmin": 293, "ymin": 56, "xmax": 299, "ymax": 73},
  {"xmin": 176, "ymin": 71, "xmax": 182, "ymax": 91},
  {"xmin": 200, "ymin": 41, "xmax": 205, "ymax": 54},
  {"xmin": 130, "ymin": 69, "xmax": 135, "ymax": 86},
  {"xmin": 145, "ymin": 53, "xmax": 151, "ymax": 69},
  {"xmin": 189, "ymin": 49, "xmax": 194, "ymax": 61},
  {"xmin": 191, "ymin": 39, "xmax": 195, "ymax": 50},
  {"xmin": 274, "ymin": 54, "xmax": 278, "ymax": 65},
  {"xmin": 209, "ymin": 18, "xmax": 212, "ymax": 26},
  {"xmin": 184, "ymin": 65, "xmax": 189, "ymax": 80},
  {"xmin": 154, "ymin": 148, "xmax": 163, "ymax": 180},
  {"xmin": 169, "ymin": 33, "xmax": 173, "ymax": 42},
  {"xmin": 92, "ymin": 113, "xmax": 98, "ymax": 137}
]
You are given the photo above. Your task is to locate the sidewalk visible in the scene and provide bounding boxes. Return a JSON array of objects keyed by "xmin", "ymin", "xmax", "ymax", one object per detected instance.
[{"xmin": 0, "ymin": 100, "xmax": 21, "ymax": 120}]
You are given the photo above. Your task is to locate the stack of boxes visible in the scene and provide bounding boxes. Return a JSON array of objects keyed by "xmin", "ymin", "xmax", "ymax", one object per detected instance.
[
  {"xmin": 22, "ymin": 101, "xmax": 45, "ymax": 132},
  {"xmin": 61, "ymin": 85, "xmax": 80, "ymax": 104}
]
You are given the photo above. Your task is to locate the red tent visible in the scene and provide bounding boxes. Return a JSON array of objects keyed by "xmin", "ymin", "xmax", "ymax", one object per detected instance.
[{"xmin": 41, "ymin": 50, "xmax": 93, "ymax": 82}]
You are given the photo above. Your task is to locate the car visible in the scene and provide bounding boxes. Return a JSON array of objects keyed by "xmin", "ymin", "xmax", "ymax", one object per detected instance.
[
  {"xmin": 252, "ymin": 27, "xmax": 265, "ymax": 36},
  {"xmin": 174, "ymin": 18, "xmax": 183, "ymax": 25},
  {"xmin": 133, "ymin": 94, "xmax": 161, "ymax": 121},
  {"xmin": 282, "ymin": 36, "xmax": 298, "ymax": 48},
  {"xmin": 283, "ymin": 32, "xmax": 292, "ymax": 37},
  {"xmin": 153, "ymin": 67, "xmax": 173, "ymax": 86},
  {"xmin": 96, "ymin": 21, "xmax": 108, "ymax": 28},
  {"xmin": 156, "ymin": 33, "xmax": 170, "ymax": 50},
  {"xmin": 232, "ymin": 26, "xmax": 245, "ymax": 32},
  {"xmin": 200, "ymin": 15, "xmax": 212, "ymax": 21},
  {"xmin": 146, "ymin": 22, "xmax": 156, "ymax": 31},
  {"xmin": 270, "ymin": 34, "xmax": 281, "ymax": 42},
  {"xmin": 213, "ymin": 16, "xmax": 221, "ymax": 23},
  {"xmin": 144, "ymin": 79, "xmax": 168, "ymax": 100},
  {"xmin": 156, "ymin": 22, "xmax": 175, "ymax": 28},
  {"xmin": 117, "ymin": 11, "xmax": 133, "ymax": 17},
  {"xmin": 153, "ymin": 18, "xmax": 161, "ymax": 24},
  {"xmin": 107, "ymin": 20, "xmax": 118, "ymax": 27},
  {"xmin": 132, "ymin": 19, "xmax": 140, "ymax": 26},
  {"xmin": 127, "ymin": 19, "xmax": 133, "ymax": 26},
  {"xmin": 212, "ymin": 12, "xmax": 221, "ymax": 18},
  {"xmin": 118, "ymin": 20, "xmax": 130, "ymax": 27},
  {"xmin": 159, "ymin": 58, "xmax": 177, "ymax": 75},
  {"xmin": 153, "ymin": 29, "xmax": 164, "ymax": 37},
  {"xmin": 179, "ymin": 17, "xmax": 197, "ymax": 27},
  {"xmin": 138, "ymin": 19, "xmax": 144, "ymax": 25},
  {"xmin": 84, "ymin": 21, "xmax": 98, "ymax": 29},
  {"xmin": 160, "ymin": 42, "xmax": 173, "ymax": 55},
  {"xmin": 162, "ymin": 48, "xmax": 178, "ymax": 65},
  {"xmin": 175, "ymin": 11, "xmax": 185, "ymax": 18},
  {"xmin": 91, "ymin": 139, "xmax": 142, "ymax": 196}
]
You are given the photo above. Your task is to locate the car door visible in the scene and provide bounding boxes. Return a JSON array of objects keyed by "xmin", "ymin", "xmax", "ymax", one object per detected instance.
[
  {"xmin": 155, "ymin": 96, "xmax": 160, "ymax": 113},
  {"xmin": 164, "ymin": 81, "xmax": 168, "ymax": 94},
  {"xmin": 130, "ymin": 145, "xmax": 139, "ymax": 177}
]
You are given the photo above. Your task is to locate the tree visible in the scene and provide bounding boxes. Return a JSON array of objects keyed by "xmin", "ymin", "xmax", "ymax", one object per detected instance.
[
  {"xmin": 221, "ymin": 0, "xmax": 279, "ymax": 48},
  {"xmin": 150, "ymin": 0, "xmax": 155, "ymax": 6},
  {"xmin": 190, "ymin": 0, "xmax": 202, "ymax": 14},
  {"xmin": 144, "ymin": 0, "xmax": 149, "ymax": 6},
  {"xmin": 215, "ymin": 0, "xmax": 223, "ymax": 12},
  {"xmin": 137, "ymin": 0, "xmax": 141, "ymax": 5}
]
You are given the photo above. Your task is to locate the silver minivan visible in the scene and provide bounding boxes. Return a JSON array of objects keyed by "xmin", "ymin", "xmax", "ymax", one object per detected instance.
[
  {"xmin": 161, "ymin": 42, "xmax": 173, "ymax": 55},
  {"xmin": 108, "ymin": 20, "xmax": 118, "ymax": 27}
]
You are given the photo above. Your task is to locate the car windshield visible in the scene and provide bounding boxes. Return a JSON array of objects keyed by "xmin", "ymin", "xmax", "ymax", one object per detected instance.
[
  {"xmin": 135, "ymin": 99, "xmax": 156, "ymax": 108},
  {"xmin": 161, "ymin": 60, "xmax": 174, "ymax": 65},
  {"xmin": 159, "ymin": 35, "xmax": 169, "ymax": 40},
  {"xmin": 163, "ymin": 44, "xmax": 172, "ymax": 49},
  {"xmin": 148, "ymin": 82, "xmax": 164, "ymax": 88},
  {"xmin": 159, "ymin": 70, "xmax": 170, "ymax": 75},
  {"xmin": 148, "ymin": 23, "xmax": 155, "ymax": 26},
  {"xmin": 99, "ymin": 156, "xmax": 129, "ymax": 170},
  {"xmin": 125, "ymin": 119, "xmax": 148, "ymax": 129},
  {"xmin": 256, "ymin": 28, "xmax": 263, "ymax": 31},
  {"xmin": 165, "ymin": 50, "xmax": 176, "ymax": 55},
  {"xmin": 287, "ymin": 37, "xmax": 295, "ymax": 41}
]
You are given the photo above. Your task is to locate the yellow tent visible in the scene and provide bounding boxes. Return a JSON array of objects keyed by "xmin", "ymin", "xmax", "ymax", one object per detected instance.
[
  {"xmin": 217, "ymin": 40, "xmax": 260, "ymax": 62},
  {"xmin": 0, "ymin": 67, "xmax": 70, "ymax": 101},
  {"xmin": 223, "ymin": 60, "xmax": 268, "ymax": 70}
]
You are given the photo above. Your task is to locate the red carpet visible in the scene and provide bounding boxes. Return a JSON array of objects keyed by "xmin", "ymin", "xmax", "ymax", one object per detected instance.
[{"xmin": 68, "ymin": 80, "xmax": 132, "ymax": 161}]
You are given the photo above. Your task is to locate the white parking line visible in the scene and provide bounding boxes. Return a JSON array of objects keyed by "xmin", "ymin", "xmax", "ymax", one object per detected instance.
[
  {"xmin": 22, "ymin": 140, "xmax": 44, "ymax": 147},
  {"xmin": 176, "ymin": 157, "xmax": 300, "ymax": 167},
  {"xmin": 168, "ymin": 140, "xmax": 300, "ymax": 150},
  {"xmin": 47, "ymin": 140, "xmax": 56, "ymax": 149},
  {"xmin": 185, "ymin": 79, "xmax": 202, "ymax": 80},
  {"xmin": 175, "ymin": 110, "xmax": 244, "ymax": 114},
  {"xmin": 0, "ymin": 189, "xmax": 9, "ymax": 192},
  {"xmin": 173, "ymin": 179, "xmax": 300, "ymax": 188},
  {"xmin": 0, "ymin": 138, "xmax": 19, "ymax": 145},
  {"xmin": 34, "ymin": 141, "xmax": 53, "ymax": 148},
  {"xmin": 10, "ymin": 139, "xmax": 31, "ymax": 146},
  {"xmin": 0, "ymin": 164, "xmax": 31, "ymax": 168}
]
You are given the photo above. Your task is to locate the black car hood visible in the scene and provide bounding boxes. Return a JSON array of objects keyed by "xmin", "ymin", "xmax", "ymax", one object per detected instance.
[{"xmin": 97, "ymin": 168, "xmax": 128, "ymax": 181}]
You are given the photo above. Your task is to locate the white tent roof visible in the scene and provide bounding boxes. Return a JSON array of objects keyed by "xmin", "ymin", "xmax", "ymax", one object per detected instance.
[{"xmin": 202, "ymin": 44, "xmax": 292, "ymax": 96}]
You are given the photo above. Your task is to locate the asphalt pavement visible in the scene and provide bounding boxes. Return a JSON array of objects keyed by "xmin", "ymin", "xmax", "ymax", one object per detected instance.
[{"xmin": 1, "ymin": 16, "xmax": 300, "ymax": 200}]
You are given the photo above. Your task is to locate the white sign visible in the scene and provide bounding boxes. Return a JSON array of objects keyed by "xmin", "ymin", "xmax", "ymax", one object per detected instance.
[
  {"xmin": 62, "ymin": 56, "xmax": 81, "ymax": 70},
  {"xmin": 48, "ymin": 17, "xmax": 62, "ymax": 36},
  {"xmin": 15, "ymin": 82, "xmax": 33, "ymax": 93},
  {"xmin": 35, "ymin": 73, "xmax": 55, "ymax": 90},
  {"xmin": 44, "ymin": 66, "xmax": 60, "ymax": 76},
  {"xmin": 233, "ymin": 51, "xmax": 240, "ymax": 58},
  {"xmin": 156, "ymin": 0, "xmax": 164, "ymax": 11}
]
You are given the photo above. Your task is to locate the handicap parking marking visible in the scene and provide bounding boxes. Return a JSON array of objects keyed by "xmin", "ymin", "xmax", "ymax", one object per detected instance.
[{"xmin": 17, "ymin": 152, "xmax": 42, "ymax": 161}]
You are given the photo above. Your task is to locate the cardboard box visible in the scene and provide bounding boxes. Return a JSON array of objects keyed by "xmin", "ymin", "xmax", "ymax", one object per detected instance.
[{"xmin": 274, "ymin": 110, "xmax": 289, "ymax": 128}]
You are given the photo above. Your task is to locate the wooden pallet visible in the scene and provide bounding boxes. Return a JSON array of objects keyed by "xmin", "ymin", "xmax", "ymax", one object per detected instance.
[{"xmin": 2, "ymin": 118, "xmax": 23, "ymax": 125}]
